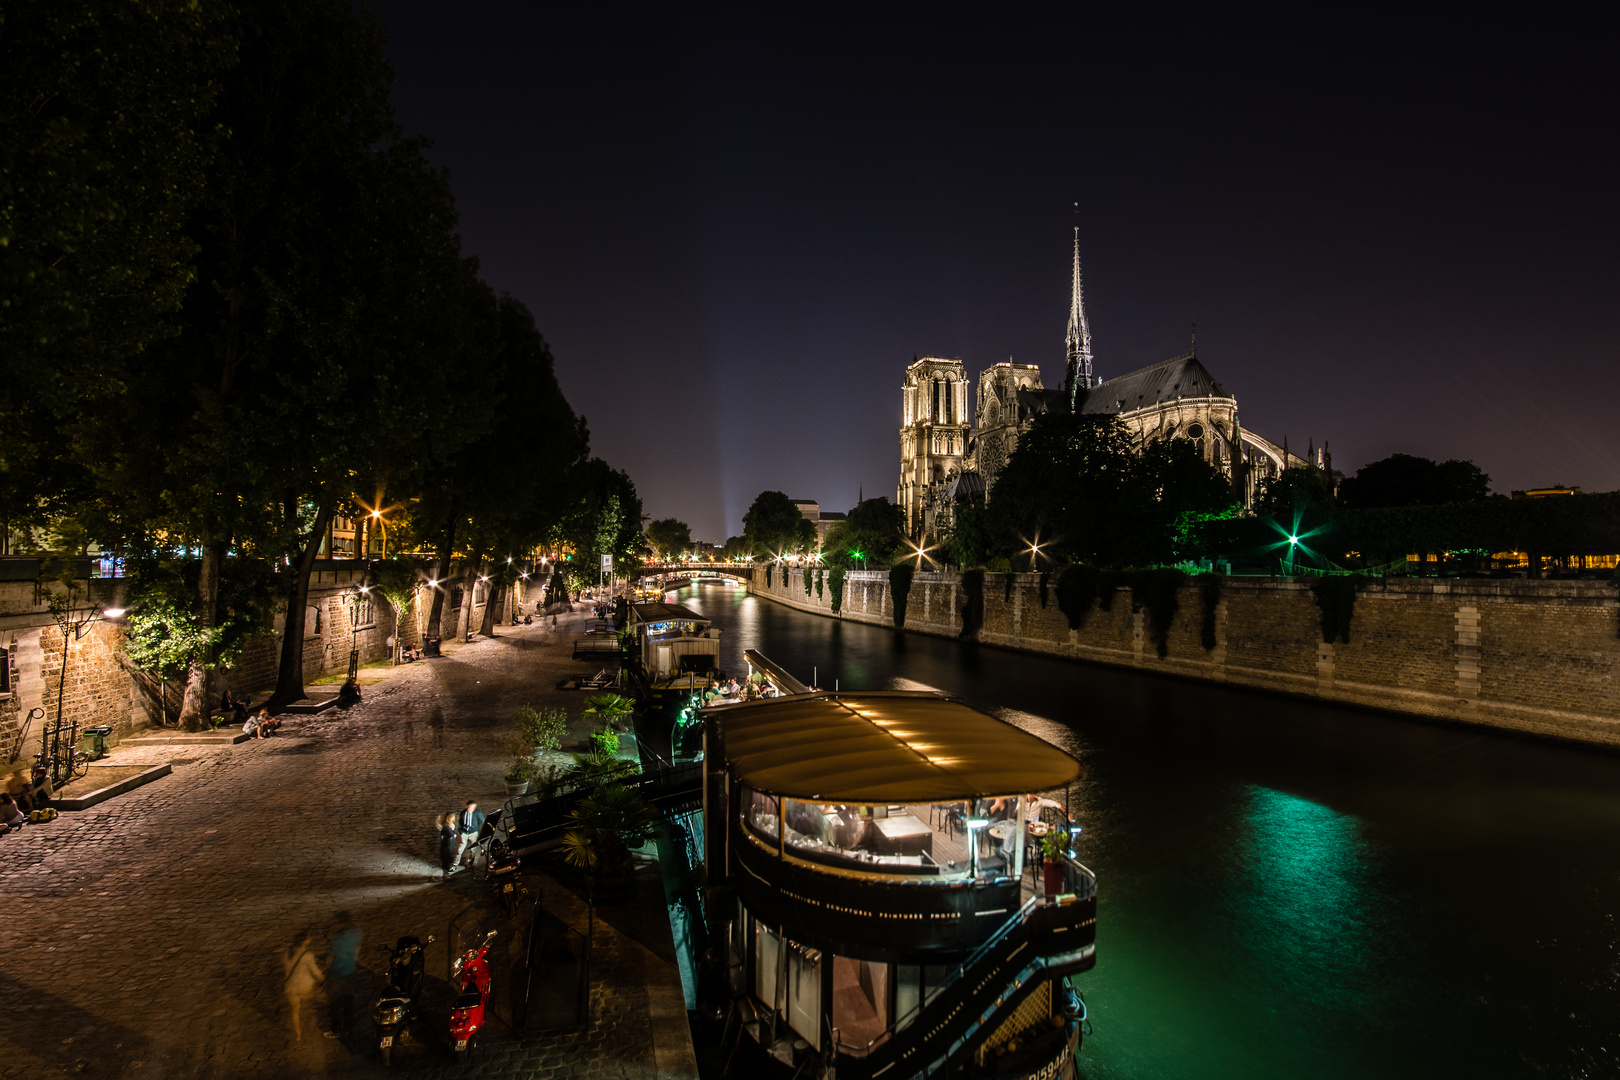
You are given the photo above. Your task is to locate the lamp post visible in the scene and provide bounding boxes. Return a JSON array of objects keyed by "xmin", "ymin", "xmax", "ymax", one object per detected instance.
[{"xmin": 370, "ymin": 510, "xmax": 388, "ymax": 559}]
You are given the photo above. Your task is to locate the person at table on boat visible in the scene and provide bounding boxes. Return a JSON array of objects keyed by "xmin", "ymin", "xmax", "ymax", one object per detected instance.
[{"xmin": 1024, "ymin": 793, "xmax": 1068, "ymax": 823}]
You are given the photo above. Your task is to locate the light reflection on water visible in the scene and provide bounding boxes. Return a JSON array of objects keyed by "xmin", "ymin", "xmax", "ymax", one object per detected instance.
[{"xmin": 676, "ymin": 582, "xmax": 1620, "ymax": 1079}]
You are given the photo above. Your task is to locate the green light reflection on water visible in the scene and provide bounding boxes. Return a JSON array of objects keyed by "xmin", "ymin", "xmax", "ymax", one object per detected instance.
[{"xmin": 1079, "ymin": 785, "xmax": 1384, "ymax": 1080}]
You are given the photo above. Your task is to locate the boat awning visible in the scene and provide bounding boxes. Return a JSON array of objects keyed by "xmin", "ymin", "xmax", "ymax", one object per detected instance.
[
  {"xmin": 709, "ymin": 691, "xmax": 1079, "ymax": 802},
  {"xmin": 631, "ymin": 603, "xmax": 710, "ymax": 625}
]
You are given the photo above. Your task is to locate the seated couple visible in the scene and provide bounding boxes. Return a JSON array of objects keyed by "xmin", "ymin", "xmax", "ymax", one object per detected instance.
[{"xmin": 243, "ymin": 709, "xmax": 281, "ymax": 738}]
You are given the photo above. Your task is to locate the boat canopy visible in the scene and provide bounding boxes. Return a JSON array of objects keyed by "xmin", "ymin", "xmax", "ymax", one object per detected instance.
[
  {"xmin": 630, "ymin": 602, "xmax": 710, "ymax": 625},
  {"xmin": 711, "ymin": 691, "xmax": 1079, "ymax": 802}
]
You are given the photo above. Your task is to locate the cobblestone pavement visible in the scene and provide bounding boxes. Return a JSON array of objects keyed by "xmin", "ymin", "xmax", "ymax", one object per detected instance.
[{"xmin": 0, "ymin": 612, "xmax": 697, "ymax": 1079}]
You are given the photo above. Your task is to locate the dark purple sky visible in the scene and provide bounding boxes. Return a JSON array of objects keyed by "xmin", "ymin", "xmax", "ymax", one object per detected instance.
[{"xmin": 363, "ymin": 5, "xmax": 1619, "ymax": 543}]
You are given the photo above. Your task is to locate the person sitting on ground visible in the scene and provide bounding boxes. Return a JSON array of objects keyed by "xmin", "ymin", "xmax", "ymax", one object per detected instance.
[
  {"xmin": 0, "ymin": 793, "xmax": 25, "ymax": 827},
  {"xmin": 221, "ymin": 690, "xmax": 250, "ymax": 724},
  {"xmin": 337, "ymin": 677, "xmax": 363, "ymax": 706},
  {"xmin": 243, "ymin": 709, "xmax": 279, "ymax": 738}
]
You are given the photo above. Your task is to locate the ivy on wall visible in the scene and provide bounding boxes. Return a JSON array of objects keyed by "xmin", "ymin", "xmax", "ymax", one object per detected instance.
[
  {"xmin": 829, "ymin": 566, "xmax": 846, "ymax": 613},
  {"xmin": 803, "ymin": 566, "xmax": 813, "ymax": 596},
  {"xmin": 1039, "ymin": 571, "xmax": 1051, "ymax": 609},
  {"xmin": 1311, "ymin": 575, "xmax": 1366, "ymax": 644},
  {"xmin": 889, "ymin": 564, "xmax": 915, "ymax": 629},
  {"xmin": 765, "ymin": 564, "xmax": 773, "ymax": 589},
  {"xmin": 960, "ymin": 568, "xmax": 985, "ymax": 641},
  {"xmin": 1198, "ymin": 573, "xmax": 1223, "ymax": 651},
  {"xmin": 815, "ymin": 571, "xmax": 824, "ymax": 601},
  {"xmin": 1055, "ymin": 564, "xmax": 1102, "ymax": 629},
  {"xmin": 1127, "ymin": 567, "xmax": 1186, "ymax": 659}
]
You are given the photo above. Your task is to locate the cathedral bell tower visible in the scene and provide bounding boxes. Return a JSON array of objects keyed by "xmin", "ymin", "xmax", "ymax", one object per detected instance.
[{"xmin": 898, "ymin": 356, "xmax": 969, "ymax": 541}]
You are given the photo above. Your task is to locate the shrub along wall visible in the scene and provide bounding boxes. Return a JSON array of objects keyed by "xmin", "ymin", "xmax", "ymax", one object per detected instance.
[{"xmin": 745, "ymin": 566, "xmax": 1620, "ymax": 748}]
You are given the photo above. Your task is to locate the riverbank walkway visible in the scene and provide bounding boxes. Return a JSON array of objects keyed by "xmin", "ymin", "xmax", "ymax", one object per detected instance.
[{"xmin": 0, "ymin": 611, "xmax": 697, "ymax": 1079}]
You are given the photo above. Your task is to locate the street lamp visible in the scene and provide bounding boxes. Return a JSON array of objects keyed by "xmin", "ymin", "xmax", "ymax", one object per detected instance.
[{"xmin": 369, "ymin": 509, "xmax": 388, "ymax": 559}]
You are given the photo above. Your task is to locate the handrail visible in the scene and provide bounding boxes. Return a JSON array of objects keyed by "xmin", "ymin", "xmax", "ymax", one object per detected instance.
[
  {"xmin": 834, "ymin": 895, "xmax": 1040, "ymax": 1057},
  {"xmin": 834, "ymin": 853, "xmax": 1098, "ymax": 1060}
]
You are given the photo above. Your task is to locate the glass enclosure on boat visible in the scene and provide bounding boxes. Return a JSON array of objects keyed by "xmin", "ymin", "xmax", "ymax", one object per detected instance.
[{"xmin": 742, "ymin": 786, "xmax": 1074, "ymax": 884}]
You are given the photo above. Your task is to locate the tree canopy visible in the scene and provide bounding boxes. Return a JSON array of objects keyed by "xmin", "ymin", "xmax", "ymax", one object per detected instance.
[
  {"xmin": 645, "ymin": 518, "xmax": 692, "ymax": 560},
  {"xmin": 983, "ymin": 413, "xmax": 1238, "ymax": 567},
  {"xmin": 743, "ymin": 491, "xmax": 815, "ymax": 556},
  {"xmin": 1337, "ymin": 453, "xmax": 1492, "ymax": 509},
  {"xmin": 823, "ymin": 498, "xmax": 904, "ymax": 567}
]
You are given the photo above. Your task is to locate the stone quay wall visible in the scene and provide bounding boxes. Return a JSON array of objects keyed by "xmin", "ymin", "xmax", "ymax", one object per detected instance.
[
  {"xmin": 743, "ymin": 566, "xmax": 1620, "ymax": 748},
  {"xmin": 0, "ymin": 560, "xmax": 520, "ymax": 782}
]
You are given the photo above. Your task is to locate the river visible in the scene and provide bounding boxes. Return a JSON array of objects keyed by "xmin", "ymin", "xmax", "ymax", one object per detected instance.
[{"xmin": 671, "ymin": 579, "xmax": 1620, "ymax": 1080}]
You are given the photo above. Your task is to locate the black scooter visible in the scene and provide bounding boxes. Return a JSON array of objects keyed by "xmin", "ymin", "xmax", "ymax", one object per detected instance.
[
  {"xmin": 481, "ymin": 809, "xmax": 531, "ymax": 917},
  {"xmin": 373, "ymin": 934, "xmax": 434, "ymax": 1065}
]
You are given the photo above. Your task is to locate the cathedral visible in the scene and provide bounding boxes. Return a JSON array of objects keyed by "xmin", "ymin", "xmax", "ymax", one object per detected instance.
[{"xmin": 898, "ymin": 232, "xmax": 1319, "ymax": 540}]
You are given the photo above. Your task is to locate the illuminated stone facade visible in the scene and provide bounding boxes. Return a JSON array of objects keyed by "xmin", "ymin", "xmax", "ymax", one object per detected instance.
[{"xmin": 897, "ymin": 356, "xmax": 969, "ymax": 540}]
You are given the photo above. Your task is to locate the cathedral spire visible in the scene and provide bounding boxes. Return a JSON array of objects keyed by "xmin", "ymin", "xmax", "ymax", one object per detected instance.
[{"xmin": 1064, "ymin": 227, "xmax": 1096, "ymax": 411}]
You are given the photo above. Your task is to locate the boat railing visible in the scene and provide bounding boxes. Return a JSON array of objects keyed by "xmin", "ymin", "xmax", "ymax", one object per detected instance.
[{"xmin": 833, "ymin": 852, "xmax": 1097, "ymax": 1061}]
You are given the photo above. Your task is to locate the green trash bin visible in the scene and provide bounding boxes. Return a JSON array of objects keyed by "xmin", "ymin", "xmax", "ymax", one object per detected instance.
[{"xmin": 81, "ymin": 726, "xmax": 112, "ymax": 761}]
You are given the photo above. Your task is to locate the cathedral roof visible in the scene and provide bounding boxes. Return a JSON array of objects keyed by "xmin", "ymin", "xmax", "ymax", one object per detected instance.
[
  {"xmin": 1079, "ymin": 352, "xmax": 1230, "ymax": 416},
  {"xmin": 948, "ymin": 471, "xmax": 986, "ymax": 503}
]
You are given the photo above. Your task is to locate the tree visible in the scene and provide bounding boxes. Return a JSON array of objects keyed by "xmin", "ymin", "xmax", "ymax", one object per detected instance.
[
  {"xmin": 823, "ymin": 497, "xmax": 905, "ymax": 567},
  {"xmin": 743, "ymin": 491, "xmax": 815, "ymax": 557},
  {"xmin": 646, "ymin": 518, "xmax": 692, "ymax": 561},
  {"xmin": 1136, "ymin": 438, "xmax": 1240, "ymax": 562},
  {"xmin": 987, "ymin": 413, "xmax": 1147, "ymax": 566},
  {"xmin": 555, "ymin": 459, "xmax": 646, "ymax": 586},
  {"xmin": 0, "ymin": 0, "xmax": 230, "ymax": 536},
  {"xmin": 1337, "ymin": 453, "xmax": 1492, "ymax": 509}
]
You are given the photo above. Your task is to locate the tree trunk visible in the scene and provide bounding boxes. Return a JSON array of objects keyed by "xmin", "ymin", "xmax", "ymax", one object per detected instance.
[
  {"xmin": 459, "ymin": 558, "xmax": 482, "ymax": 639},
  {"xmin": 178, "ymin": 529, "xmax": 227, "ymax": 730},
  {"xmin": 273, "ymin": 500, "xmax": 337, "ymax": 706},
  {"xmin": 426, "ymin": 506, "xmax": 457, "ymax": 638},
  {"xmin": 480, "ymin": 579, "xmax": 504, "ymax": 637}
]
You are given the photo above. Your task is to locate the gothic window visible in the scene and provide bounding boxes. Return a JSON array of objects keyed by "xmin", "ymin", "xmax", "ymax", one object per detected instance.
[{"xmin": 1187, "ymin": 423, "xmax": 1205, "ymax": 440}]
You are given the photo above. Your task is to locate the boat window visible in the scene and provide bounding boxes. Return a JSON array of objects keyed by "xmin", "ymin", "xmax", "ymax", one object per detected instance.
[
  {"xmin": 785, "ymin": 941, "xmax": 822, "ymax": 1050},
  {"xmin": 742, "ymin": 788, "xmax": 779, "ymax": 845},
  {"xmin": 754, "ymin": 920, "xmax": 780, "ymax": 1011},
  {"xmin": 832, "ymin": 956, "xmax": 889, "ymax": 1052}
]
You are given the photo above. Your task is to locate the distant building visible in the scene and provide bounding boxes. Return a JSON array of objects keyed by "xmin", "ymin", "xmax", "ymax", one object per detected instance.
[
  {"xmin": 899, "ymin": 231, "xmax": 1320, "ymax": 540},
  {"xmin": 788, "ymin": 500, "xmax": 848, "ymax": 546}
]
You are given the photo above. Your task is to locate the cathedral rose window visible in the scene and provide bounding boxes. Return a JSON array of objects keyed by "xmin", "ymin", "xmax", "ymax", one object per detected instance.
[{"xmin": 1187, "ymin": 423, "xmax": 1205, "ymax": 440}]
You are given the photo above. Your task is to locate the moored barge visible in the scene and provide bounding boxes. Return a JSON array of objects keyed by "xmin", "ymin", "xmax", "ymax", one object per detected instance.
[{"xmin": 701, "ymin": 689, "xmax": 1096, "ymax": 1079}]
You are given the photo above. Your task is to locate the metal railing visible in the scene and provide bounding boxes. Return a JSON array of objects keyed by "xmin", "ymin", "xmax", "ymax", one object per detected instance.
[{"xmin": 833, "ymin": 853, "xmax": 1097, "ymax": 1063}]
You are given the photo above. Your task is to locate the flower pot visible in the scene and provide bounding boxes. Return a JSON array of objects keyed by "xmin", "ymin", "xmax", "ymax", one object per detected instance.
[
  {"xmin": 504, "ymin": 778, "xmax": 531, "ymax": 796},
  {"xmin": 1042, "ymin": 860, "xmax": 1064, "ymax": 898}
]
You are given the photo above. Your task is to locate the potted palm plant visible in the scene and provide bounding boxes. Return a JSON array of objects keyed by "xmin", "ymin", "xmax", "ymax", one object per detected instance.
[{"xmin": 560, "ymin": 783, "xmax": 656, "ymax": 901}]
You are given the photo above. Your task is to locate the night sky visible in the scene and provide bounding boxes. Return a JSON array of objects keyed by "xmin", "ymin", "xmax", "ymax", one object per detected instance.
[{"xmin": 363, "ymin": 5, "xmax": 1619, "ymax": 543}]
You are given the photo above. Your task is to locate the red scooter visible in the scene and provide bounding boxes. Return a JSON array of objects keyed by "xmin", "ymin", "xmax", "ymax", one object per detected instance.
[{"xmin": 448, "ymin": 929, "xmax": 497, "ymax": 1060}]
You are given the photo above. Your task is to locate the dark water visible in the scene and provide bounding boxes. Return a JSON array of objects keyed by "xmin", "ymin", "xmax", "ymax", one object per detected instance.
[{"xmin": 675, "ymin": 581, "xmax": 1620, "ymax": 1080}]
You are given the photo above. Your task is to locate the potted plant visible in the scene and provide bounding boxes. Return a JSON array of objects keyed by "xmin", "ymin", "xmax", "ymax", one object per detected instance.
[
  {"xmin": 1040, "ymin": 831, "xmax": 1068, "ymax": 898},
  {"xmin": 504, "ymin": 735, "xmax": 536, "ymax": 796},
  {"xmin": 560, "ymin": 783, "xmax": 656, "ymax": 902}
]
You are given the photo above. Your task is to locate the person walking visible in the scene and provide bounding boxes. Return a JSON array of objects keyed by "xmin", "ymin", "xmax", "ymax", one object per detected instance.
[
  {"xmin": 326, "ymin": 911, "xmax": 363, "ymax": 1036},
  {"xmin": 282, "ymin": 930, "xmax": 325, "ymax": 1042},
  {"xmin": 437, "ymin": 811, "xmax": 457, "ymax": 879},
  {"xmin": 452, "ymin": 800, "xmax": 485, "ymax": 874}
]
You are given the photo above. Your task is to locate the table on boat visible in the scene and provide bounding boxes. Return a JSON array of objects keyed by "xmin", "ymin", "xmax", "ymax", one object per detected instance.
[{"xmin": 871, "ymin": 813, "xmax": 933, "ymax": 856}]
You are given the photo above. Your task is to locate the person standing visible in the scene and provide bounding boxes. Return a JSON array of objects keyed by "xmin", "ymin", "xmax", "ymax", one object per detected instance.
[
  {"xmin": 282, "ymin": 930, "xmax": 324, "ymax": 1042},
  {"xmin": 452, "ymin": 800, "xmax": 485, "ymax": 873},
  {"xmin": 326, "ymin": 912, "xmax": 363, "ymax": 1036},
  {"xmin": 437, "ymin": 811, "xmax": 457, "ymax": 879}
]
